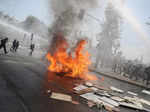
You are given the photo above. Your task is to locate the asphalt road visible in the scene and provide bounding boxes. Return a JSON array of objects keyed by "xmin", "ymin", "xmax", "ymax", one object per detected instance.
[
  {"xmin": 0, "ymin": 55, "xmax": 94, "ymax": 112},
  {"xmin": 0, "ymin": 55, "xmax": 146, "ymax": 112}
]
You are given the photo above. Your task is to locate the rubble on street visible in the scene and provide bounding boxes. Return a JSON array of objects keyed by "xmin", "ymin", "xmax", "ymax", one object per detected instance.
[
  {"xmin": 46, "ymin": 74, "xmax": 150, "ymax": 112},
  {"xmin": 71, "ymin": 82, "xmax": 150, "ymax": 112}
]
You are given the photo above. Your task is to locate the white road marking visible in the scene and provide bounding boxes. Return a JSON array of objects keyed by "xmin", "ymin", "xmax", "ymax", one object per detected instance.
[{"xmin": 2, "ymin": 60, "xmax": 33, "ymax": 66}]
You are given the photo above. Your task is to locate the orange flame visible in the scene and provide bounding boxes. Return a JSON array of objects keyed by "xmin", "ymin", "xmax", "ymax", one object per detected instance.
[{"xmin": 46, "ymin": 39, "xmax": 97, "ymax": 80}]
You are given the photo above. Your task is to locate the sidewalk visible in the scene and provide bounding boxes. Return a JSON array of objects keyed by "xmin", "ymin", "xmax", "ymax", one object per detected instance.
[{"xmin": 90, "ymin": 68, "xmax": 150, "ymax": 89}]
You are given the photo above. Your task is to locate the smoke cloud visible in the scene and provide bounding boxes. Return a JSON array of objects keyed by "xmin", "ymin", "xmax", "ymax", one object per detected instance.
[
  {"xmin": 48, "ymin": 0, "xmax": 98, "ymax": 53},
  {"xmin": 49, "ymin": 0, "xmax": 98, "ymax": 35},
  {"xmin": 50, "ymin": 0, "xmax": 98, "ymax": 17}
]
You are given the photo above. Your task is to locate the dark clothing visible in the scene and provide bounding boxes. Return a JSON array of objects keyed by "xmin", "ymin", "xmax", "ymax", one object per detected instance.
[
  {"xmin": 15, "ymin": 41, "xmax": 19, "ymax": 52},
  {"xmin": 30, "ymin": 44, "xmax": 35, "ymax": 56},
  {"xmin": 0, "ymin": 44, "xmax": 7, "ymax": 54},
  {"xmin": 10, "ymin": 39, "xmax": 17, "ymax": 52},
  {"xmin": 144, "ymin": 66, "xmax": 150, "ymax": 85},
  {"xmin": 10, "ymin": 40, "xmax": 19, "ymax": 52},
  {"xmin": 0, "ymin": 38, "xmax": 8, "ymax": 54},
  {"xmin": 145, "ymin": 67, "xmax": 150, "ymax": 74},
  {"xmin": 30, "ymin": 44, "xmax": 35, "ymax": 51}
]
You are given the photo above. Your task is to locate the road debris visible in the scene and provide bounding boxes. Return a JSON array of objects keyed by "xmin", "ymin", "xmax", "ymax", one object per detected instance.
[
  {"xmin": 94, "ymin": 84, "xmax": 110, "ymax": 91},
  {"xmin": 111, "ymin": 96, "xmax": 124, "ymax": 102},
  {"xmin": 80, "ymin": 93, "xmax": 104, "ymax": 104},
  {"xmin": 140, "ymin": 99, "xmax": 150, "ymax": 106},
  {"xmin": 94, "ymin": 90, "xmax": 111, "ymax": 97},
  {"xmin": 72, "ymin": 82, "xmax": 150, "ymax": 111},
  {"xmin": 47, "ymin": 89, "xmax": 51, "ymax": 94},
  {"xmin": 142, "ymin": 90, "xmax": 150, "ymax": 95},
  {"xmin": 74, "ymin": 88, "xmax": 93, "ymax": 94},
  {"xmin": 110, "ymin": 86, "xmax": 124, "ymax": 93},
  {"xmin": 72, "ymin": 100, "xmax": 80, "ymax": 105},
  {"xmin": 73, "ymin": 84, "xmax": 98, "ymax": 94},
  {"xmin": 73, "ymin": 85, "xmax": 88, "ymax": 91},
  {"xmin": 80, "ymin": 93, "xmax": 120, "ymax": 111},
  {"xmin": 127, "ymin": 91, "xmax": 138, "ymax": 96},
  {"xmin": 124, "ymin": 96, "xmax": 143, "ymax": 107},
  {"xmin": 85, "ymin": 82, "xmax": 93, "ymax": 87},
  {"xmin": 104, "ymin": 105, "xmax": 120, "ymax": 112},
  {"xmin": 48, "ymin": 80, "xmax": 150, "ymax": 112},
  {"xmin": 143, "ymin": 108, "xmax": 150, "ymax": 112},
  {"xmin": 118, "ymin": 96, "xmax": 143, "ymax": 110},
  {"xmin": 119, "ymin": 102, "xmax": 143, "ymax": 110},
  {"xmin": 90, "ymin": 87, "xmax": 98, "ymax": 91},
  {"xmin": 99, "ymin": 96, "xmax": 119, "ymax": 107},
  {"xmin": 50, "ymin": 92, "xmax": 72, "ymax": 102},
  {"xmin": 72, "ymin": 81, "xmax": 150, "ymax": 112},
  {"xmin": 87, "ymin": 101, "xmax": 96, "ymax": 108}
]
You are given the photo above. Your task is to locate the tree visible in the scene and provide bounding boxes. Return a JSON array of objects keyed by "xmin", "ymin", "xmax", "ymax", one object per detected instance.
[
  {"xmin": 21, "ymin": 16, "xmax": 49, "ymax": 38},
  {"xmin": 96, "ymin": 2, "xmax": 122, "ymax": 69}
]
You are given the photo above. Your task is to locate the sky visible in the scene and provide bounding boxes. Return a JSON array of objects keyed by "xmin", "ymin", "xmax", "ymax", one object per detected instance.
[
  {"xmin": 120, "ymin": 0, "xmax": 150, "ymax": 63},
  {"xmin": 0, "ymin": 0, "xmax": 50, "ymax": 24},
  {"xmin": 0, "ymin": 0, "xmax": 150, "ymax": 63}
]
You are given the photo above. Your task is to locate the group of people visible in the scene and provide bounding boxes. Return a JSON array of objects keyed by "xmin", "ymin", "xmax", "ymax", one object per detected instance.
[
  {"xmin": 112, "ymin": 61, "xmax": 150, "ymax": 85},
  {"xmin": 0, "ymin": 37, "xmax": 35, "ymax": 56}
]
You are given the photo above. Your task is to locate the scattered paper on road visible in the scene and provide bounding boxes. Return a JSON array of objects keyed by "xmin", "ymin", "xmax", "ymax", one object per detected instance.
[
  {"xmin": 74, "ymin": 88, "xmax": 93, "ymax": 94},
  {"xmin": 80, "ymin": 93, "xmax": 103, "ymax": 104},
  {"xmin": 50, "ymin": 92, "xmax": 72, "ymax": 102},
  {"xmin": 80, "ymin": 93, "xmax": 115, "ymax": 108},
  {"xmin": 73, "ymin": 85, "xmax": 88, "ymax": 91}
]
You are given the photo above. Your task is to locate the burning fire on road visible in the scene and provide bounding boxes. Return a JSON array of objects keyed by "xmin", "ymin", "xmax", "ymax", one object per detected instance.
[{"xmin": 46, "ymin": 34, "xmax": 97, "ymax": 81}]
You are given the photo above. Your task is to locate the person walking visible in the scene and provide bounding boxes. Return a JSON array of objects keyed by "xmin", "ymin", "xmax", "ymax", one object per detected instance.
[
  {"xmin": 10, "ymin": 39, "xmax": 17, "ymax": 52},
  {"xmin": 29, "ymin": 43, "xmax": 35, "ymax": 56},
  {"xmin": 15, "ymin": 41, "xmax": 19, "ymax": 52},
  {"xmin": 0, "ymin": 37, "xmax": 8, "ymax": 54}
]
